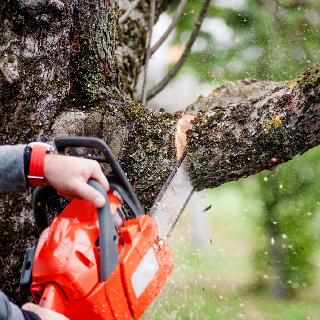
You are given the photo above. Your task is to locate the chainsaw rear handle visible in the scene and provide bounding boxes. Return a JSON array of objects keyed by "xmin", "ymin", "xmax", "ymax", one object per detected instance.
[
  {"xmin": 88, "ymin": 178, "xmax": 119, "ymax": 282},
  {"xmin": 54, "ymin": 137, "xmax": 144, "ymax": 218},
  {"xmin": 33, "ymin": 184, "xmax": 55, "ymax": 234},
  {"xmin": 33, "ymin": 179, "xmax": 118, "ymax": 282}
]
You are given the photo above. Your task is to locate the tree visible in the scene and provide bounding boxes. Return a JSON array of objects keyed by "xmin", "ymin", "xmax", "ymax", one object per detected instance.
[{"xmin": 1, "ymin": 0, "xmax": 320, "ymax": 305}]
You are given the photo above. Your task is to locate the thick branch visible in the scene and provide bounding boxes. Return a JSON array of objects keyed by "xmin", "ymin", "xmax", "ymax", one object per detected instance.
[
  {"xmin": 48, "ymin": 64, "xmax": 320, "ymax": 209},
  {"xmin": 186, "ymin": 64, "xmax": 320, "ymax": 190}
]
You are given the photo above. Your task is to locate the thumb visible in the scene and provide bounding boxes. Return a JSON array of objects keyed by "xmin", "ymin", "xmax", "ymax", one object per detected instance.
[
  {"xmin": 22, "ymin": 303, "xmax": 70, "ymax": 320},
  {"xmin": 78, "ymin": 182, "xmax": 106, "ymax": 208}
]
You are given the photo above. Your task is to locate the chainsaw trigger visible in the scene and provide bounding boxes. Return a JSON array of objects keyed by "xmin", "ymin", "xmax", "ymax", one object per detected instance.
[{"xmin": 20, "ymin": 246, "xmax": 35, "ymax": 289}]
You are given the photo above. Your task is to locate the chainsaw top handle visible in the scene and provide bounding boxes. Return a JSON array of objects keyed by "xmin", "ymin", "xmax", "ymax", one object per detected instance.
[
  {"xmin": 54, "ymin": 136, "xmax": 144, "ymax": 218},
  {"xmin": 33, "ymin": 137, "xmax": 144, "ymax": 234},
  {"xmin": 34, "ymin": 179, "xmax": 119, "ymax": 282}
]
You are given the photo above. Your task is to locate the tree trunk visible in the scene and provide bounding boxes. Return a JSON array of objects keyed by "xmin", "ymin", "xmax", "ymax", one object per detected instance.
[{"xmin": 1, "ymin": 0, "xmax": 320, "ymax": 304}]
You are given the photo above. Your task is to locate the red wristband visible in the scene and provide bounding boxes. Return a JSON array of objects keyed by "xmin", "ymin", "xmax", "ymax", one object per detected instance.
[{"xmin": 28, "ymin": 144, "xmax": 48, "ymax": 187}]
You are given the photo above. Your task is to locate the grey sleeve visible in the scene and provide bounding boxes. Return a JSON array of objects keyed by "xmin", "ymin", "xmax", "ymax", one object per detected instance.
[
  {"xmin": 0, "ymin": 292, "xmax": 24, "ymax": 320},
  {"xmin": 0, "ymin": 145, "xmax": 27, "ymax": 194}
]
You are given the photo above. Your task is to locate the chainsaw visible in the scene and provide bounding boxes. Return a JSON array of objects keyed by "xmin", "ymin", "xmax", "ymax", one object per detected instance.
[{"xmin": 20, "ymin": 137, "xmax": 174, "ymax": 320}]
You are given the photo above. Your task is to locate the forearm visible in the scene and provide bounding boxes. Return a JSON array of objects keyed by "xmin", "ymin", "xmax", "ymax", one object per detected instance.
[
  {"xmin": 0, "ymin": 292, "xmax": 24, "ymax": 320},
  {"xmin": 0, "ymin": 145, "xmax": 27, "ymax": 194}
]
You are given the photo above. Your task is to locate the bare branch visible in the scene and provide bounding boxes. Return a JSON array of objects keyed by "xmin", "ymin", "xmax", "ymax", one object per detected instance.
[
  {"xmin": 119, "ymin": 0, "xmax": 141, "ymax": 24},
  {"xmin": 141, "ymin": 0, "xmax": 156, "ymax": 106},
  {"xmin": 145, "ymin": 0, "xmax": 210, "ymax": 102},
  {"xmin": 150, "ymin": 0, "xmax": 188, "ymax": 56}
]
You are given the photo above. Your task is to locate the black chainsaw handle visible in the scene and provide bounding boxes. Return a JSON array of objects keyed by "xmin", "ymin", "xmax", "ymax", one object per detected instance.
[
  {"xmin": 33, "ymin": 179, "xmax": 118, "ymax": 282},
  {"xmin": 88, "ymin": 179, "xmax": 119, "ymax": 282},
  {"xmin": 33, "ymin": 184, "xmax": 55, "ymax": 235},
  {"xmin": 54, "ymin": 137, "xmax": 144, "ymax": 218}
]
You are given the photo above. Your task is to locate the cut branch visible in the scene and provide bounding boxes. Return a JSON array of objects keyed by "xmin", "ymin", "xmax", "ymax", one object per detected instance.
[
  {"xmin": 150, "ymin": 0, "xmax": 188, "ymax": 56},
  {"xmin": 145, "ymin": 0, "xmax": 210, "ymax": 102},
  {"xmin": 187, "ymin": 64, "xmax": 320, "ymax": 190},
  {"xmin": 50, "ymin": 64, "xmax": 320, "ymax": 204}
]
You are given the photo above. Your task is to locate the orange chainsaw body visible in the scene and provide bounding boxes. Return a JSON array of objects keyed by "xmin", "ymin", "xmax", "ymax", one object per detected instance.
[{"xmin": 30, "ymin": 194, "xmax": 174, "ymax": 319}]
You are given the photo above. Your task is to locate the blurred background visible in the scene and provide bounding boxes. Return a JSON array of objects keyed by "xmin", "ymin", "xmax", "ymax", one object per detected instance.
[{"xmin": 136, "ymin": 0, "xmax": 320, "ymax": 319}]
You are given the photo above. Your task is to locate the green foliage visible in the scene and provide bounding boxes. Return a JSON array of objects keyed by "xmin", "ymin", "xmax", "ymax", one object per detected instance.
[
  {"xmin": 154, "ymin": 0, "xmax": 320, "ymax": 309},
  {"xmin": 141, "ymin": 173, "xmax": 320, "ymax": 317},
  {"xmin": 164, "ymin": 0, "xmax": 320, "ymax": 300},
  {"xmin": 169, "ymin": 0, "xmax": 320, "ymax": 82},
  {"xmin": 253, "ymin": 146, "xmax": 320, "ymax": 298}
]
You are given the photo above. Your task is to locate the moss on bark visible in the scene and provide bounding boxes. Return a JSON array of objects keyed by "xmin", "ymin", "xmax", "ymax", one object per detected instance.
[
  {"xmin": 119, "ymin": 101, "xmax": 178, "ymax": 211},
  {"xmin": 186, "ymin": 64, "xmax": 320, "ymax": 191}
]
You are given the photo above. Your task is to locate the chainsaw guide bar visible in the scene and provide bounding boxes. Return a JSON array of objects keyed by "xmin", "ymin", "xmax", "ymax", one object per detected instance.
[{"xmin": 149, "ymin": 152, "xmax": 195, "ymax": 239}]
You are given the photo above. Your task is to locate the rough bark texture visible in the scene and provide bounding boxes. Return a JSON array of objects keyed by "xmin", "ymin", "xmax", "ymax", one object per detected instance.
[
  {"xmin": 49, "ymin": 103, "xmax": 179, "ymax": 211},
  {"xmin": 187, "ymin": 66, "xmax": 320, "ymax": 189},
  {"xmin": 0, "ymin": 0, "xmax": 320, "ymax": 306},
  {"xmin": 0, "ymin": 0, "xmax": 175, "ymax": 303}
]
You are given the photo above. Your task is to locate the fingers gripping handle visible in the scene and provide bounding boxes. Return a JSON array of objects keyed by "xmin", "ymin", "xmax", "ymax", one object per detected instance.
[
  {"xmin": 54, "ymin": 137, "xmax": 145, "ymax": 218},
  {"xmin": 88, "ymin": 179, "xmax": 119, "ymax": 282},
  {"xmin": 33, "ymin": 180, "xmax": 119, "ymax": 281}
]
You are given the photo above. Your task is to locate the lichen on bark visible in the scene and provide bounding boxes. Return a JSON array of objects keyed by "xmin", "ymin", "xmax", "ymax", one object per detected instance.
[
  {"xmin": 186, "ymin": 64, "xmax": 320, "ymax": 191},
  {"xmin": 48, "ymin": 99, "xmax": 179, "ymax": 212},
  {"xmin": 119, "ymin": 101, "xmax": 178, "ymax": 211}
]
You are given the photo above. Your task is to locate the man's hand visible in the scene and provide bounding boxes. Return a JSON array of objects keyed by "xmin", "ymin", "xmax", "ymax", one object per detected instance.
[
  {"xmin": 22, "ymin": 303, "xmax": 69, "ymax": 320},
  {"xmin": 43, "ymin": 154, "xmax": 109, "ymax": 208}
]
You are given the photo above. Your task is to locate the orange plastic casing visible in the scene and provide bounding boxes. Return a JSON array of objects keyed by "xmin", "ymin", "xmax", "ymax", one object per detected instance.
[{"xmin": 30, "ymin": 193, "xmax": 174, "ymax": 320}]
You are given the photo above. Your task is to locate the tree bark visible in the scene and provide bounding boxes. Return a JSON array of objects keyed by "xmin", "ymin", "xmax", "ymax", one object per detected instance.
[
  {"xmin": 1, "ymin": 0, "xmax": 320, "ymax": 305},
  {"xmin": 186, "ymin": 68, "xmax": 320, "ymax": 189}
]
